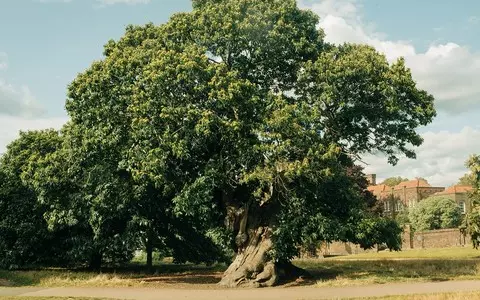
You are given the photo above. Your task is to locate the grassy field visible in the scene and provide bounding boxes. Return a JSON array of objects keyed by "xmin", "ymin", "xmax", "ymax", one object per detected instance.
[
  {"xmin": 355, "ymin": 291, "xmax": 480, "ymax": 299},
  {"xmin": 0, "ymin": 262, "xmax": 226, "ymax": 288},
  {"xmin": 295, "ymin": 258, "xmax": 480, "ymax": 287},
  {"xmin": 0, "ymin": 298, "xmax": 117, "ymax": 300},
  {"xmin": 1, "ymin": 247, "xmax": 479, "ymax": 288},
  {"xmin": 336, "ymin": 247, "xmax": 480, "ymax": 260}
]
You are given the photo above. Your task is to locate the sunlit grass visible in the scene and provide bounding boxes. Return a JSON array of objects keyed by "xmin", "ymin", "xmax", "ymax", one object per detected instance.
[
  {"xmin": 1, "ymin": 248, "xmax": 480, "ymax": 288},
  {"xmin": 294, "ymin": 258, "xmax": 480, "ymax": 287},
  {"xmin": 0, "ymin": 262, "xmax": 226, "ymax": 288},
  {"xmin": 334, "ymin": 247, "xmax": 480, "ymax": 260},
  {"xmin": 0, "ymin": 298, "xmax": 117, "ymax": 300},
  {"xmin": 354, "ymin": 291, "xmax": 480, "ymax": 300}
]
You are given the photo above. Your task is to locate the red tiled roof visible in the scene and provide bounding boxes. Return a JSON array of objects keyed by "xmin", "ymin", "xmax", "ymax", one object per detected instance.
[
  {"xmin": 394, "ymin": 179, "xmax": 431, "ymax": 190},
  {"xmin": 367, "ymin": 184, "xmax": 389, "ymax": 194},
  {"xmin": 436, "ymin": 185, "xmax": 473, "ymax": 195}
]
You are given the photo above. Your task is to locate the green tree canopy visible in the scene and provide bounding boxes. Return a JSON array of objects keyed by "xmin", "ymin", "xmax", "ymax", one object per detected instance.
[
  {"xmin": 409, "ymin": 196, "xmax": 462, "ymax": 231},
  {"xmin": 0, "ymin": 130, "xmax": 65, "ymax": 268},
  {"xmin": 458, "ymin": 173, "xmax": 475, "ymax": 186},
  {"xmin": 381, "ymin": 177, "xmax": 409, "ymax": 187},
  {"xmin": 466, "ymin": 155, "xmax": 480, "ymax": 248},
  {"xmin": 10, "ymin": 0, "xmax": 436, "ymax": 287}
]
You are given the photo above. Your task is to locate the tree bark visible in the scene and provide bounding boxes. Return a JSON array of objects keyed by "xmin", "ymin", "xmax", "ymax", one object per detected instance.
[
  {"xmin": 88, "ymin": 252, "xmax": 102, "ymax": 270},
  {"xmin": 146, "ymin": 237, "xmax": 153, "ymax": 270},
  {"xmin": 219, "ymin": 201, "xmax": 308, "ymax": 287}
]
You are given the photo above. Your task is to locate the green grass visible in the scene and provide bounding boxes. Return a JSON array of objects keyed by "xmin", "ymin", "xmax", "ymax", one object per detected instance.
[
  {"xmin": 353, "ymin": 291, "xmax": 480, "ymax": 299},
  {"xmin": 294, "ymin": 258, "xmax": 480, "ymax": 287},
  {"xmin": 1, "ymin": 248, "xmax": 480, "ymax": 288},
  {"xmin": 0, "ymin": 262, "xmax": 226, "ymax": 288},
  {"xmin": 335, "ymin": 247, "xmax": 480, "ymax": 260},
  {"xmin": 292, "ymin": 246, "xmax": 480, "ymax": 287},
  {"xmin": 0, "ymin": 298, "xmax": 118, "ymax": 300}
]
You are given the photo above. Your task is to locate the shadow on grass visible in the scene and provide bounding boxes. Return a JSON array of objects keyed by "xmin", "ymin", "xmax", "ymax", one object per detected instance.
[
  {"xmin": 293, "ymin": 258, "xmax": 480, "ymax": 286},
  {"xmin": 0, "ymin": 263, "xmax": 227, "ymax": 287},
  {"xmin": 1, "ymin": 259, "xmax": 479, "ymax": 288}
]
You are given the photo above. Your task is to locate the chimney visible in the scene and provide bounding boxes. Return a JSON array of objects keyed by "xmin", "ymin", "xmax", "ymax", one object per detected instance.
[{"xmin": 366, "ymin": 174, "xmax": 376, "ymax": 186}]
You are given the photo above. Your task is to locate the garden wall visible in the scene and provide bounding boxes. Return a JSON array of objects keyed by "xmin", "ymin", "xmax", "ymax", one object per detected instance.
[{"xmin": 403, "ymin": 226, "xmax": 471, "ymax": 249}]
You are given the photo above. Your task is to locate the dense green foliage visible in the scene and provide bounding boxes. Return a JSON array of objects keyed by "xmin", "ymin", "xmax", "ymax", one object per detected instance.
[
  {"xmin": 381, "ymin": 177, "xmax": 409, "ymax": 187},
  {"xmin": 409, "ymin": 197, "xmax": 462, "ymax": 231},
  {"xmin": 0, "ymin": 0, "xmax": 436, "ymax": 275},
  {"xmin": 458, "ymin": 173, "xmax": 475, "ymax": 186},
  {"xmin": 466, "ymin": 155, "xmax": 480, "ymax": 248},
  {"xmin": 0, "ymin": 130, "xmax": 65, "ymax": 268}
]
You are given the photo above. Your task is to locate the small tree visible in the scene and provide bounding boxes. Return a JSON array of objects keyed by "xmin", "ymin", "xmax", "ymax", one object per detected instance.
[
  {"xmin": 381, "ymin": 177, "xmax": 409, "ymax": 187},
  {"xmin": 409, "ymin": 197, "xmax": 462, "ymax": 231},
  {"xmin": 466, "ymin": 155, "xmax": 480, "ymax": 248},
  {"xmin": 458, "ymin": 173, "xmax": 475, "ymax": 186}
]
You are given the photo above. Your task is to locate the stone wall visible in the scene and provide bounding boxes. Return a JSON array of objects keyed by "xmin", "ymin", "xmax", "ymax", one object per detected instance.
[
  {"xmin": 402, "ymin": 226, "xmax": 471, "ymax": 249},
  {"xmin": 408, "ymin": 228, "xmax": 471, "ymax": 249}
]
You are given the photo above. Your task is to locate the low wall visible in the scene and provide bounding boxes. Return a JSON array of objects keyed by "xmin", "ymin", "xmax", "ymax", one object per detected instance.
[
  {"xmin": 407, "ymin": 228, "xmax": 471, "ymax": 249},
  {"xmin": 300, "ymin": 227, "xmax": 472, "ymax": 258}
]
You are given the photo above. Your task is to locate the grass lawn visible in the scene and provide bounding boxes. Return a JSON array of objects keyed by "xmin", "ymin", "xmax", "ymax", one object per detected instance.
[
  {"xmin": 336, "ymin": 247, "xmax": 480, "ymax": 260},
  {"xmin": 294, "ymin": 258, "xmax": 480, "ymax": 287},
  {"xmin": 1, "ymin": 247, "xmax": 479, "ymax": 288},
  {"xmin": 0, "ymin": 262, "xmax": 226, "ymax": 288},
  {"xmin": 0, "ymin": 298, "xmax": 117, "ymax": 300},
  {"xmin": 354, "ymin": 291, "xmax": 480, "ymax": 299}
]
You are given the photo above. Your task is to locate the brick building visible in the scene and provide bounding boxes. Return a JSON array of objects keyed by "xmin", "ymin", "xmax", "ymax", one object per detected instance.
[
  {"xmin": 367, "ymin": 176, "xmax": 445, "ymax": 215},
  {"xmin": 430, "ymin": 185, "xmax": 474, "ymax": 214}
]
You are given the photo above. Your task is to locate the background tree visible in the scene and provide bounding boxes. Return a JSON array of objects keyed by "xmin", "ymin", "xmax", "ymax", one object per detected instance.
[
  {"xmin": 0, "ymin": 130, "xmax": 65, "ymax": 268},
  {"xmin": 458, "ymin": 173, "xmax": 475, "ymax": 186},
  {"xmin": 409, "ymin": 196, "xmax": 462, "ymax": 231},
  {"xmin": 27, "ymin": 24, "xmax": 228, "ymax": 269},
  {"xmin": 465, "ymin": 155, "xmax": 480, "ymax": 248},
  {"xmin": 381, "ymin": 177, "xmax": 409, "ymax": 187}
]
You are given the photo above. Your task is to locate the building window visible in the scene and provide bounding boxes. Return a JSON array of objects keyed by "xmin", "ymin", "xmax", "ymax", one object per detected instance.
[
  {"xmin": 384, "ymin": 201, "xmax": 391, "ymax": 212},
  {"xmin": 395, "ymin": 201, "xmax": 402, "ymax": 212},
  {"xmin": 459, "ymin": 201, "xmax": 466, "ymax": 214}
]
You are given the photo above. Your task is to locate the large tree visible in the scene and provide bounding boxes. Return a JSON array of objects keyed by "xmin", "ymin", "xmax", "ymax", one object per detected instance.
[{"xmin": 63, "ymin": 0, "xmax": 435, "ymax": 286}]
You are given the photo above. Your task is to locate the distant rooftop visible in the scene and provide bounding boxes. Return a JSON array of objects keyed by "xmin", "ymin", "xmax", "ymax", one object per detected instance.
[
  {"xmin": 367, "ymin": 184, "xmax": 388, "ymax": 194},
  {"xmin": 435, "ymin": 185, "xmax": 473, "ymax": 195},
  {"xmin": 394, "ymin": 179, "xmax": 432, "ymax": 190}
]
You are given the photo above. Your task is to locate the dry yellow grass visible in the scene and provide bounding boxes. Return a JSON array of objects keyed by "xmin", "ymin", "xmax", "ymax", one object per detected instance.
[
  {"xmin": 293, "ymin": 258, "xmax": 480, "ymax": 287},
  {"xmin": 0, "ymin": 298, "xmax": 116, "ymax": 300},
  {"xmin": 355, "ymin": 291, "xmax": 480, "ymax": 299},
  {"xmin": 337, "ymin": 247, "xmax": 480, "ymax": 260},
  {"xmin": 1, "ymin": 248, "xmax": 480, "ymax": 288}
]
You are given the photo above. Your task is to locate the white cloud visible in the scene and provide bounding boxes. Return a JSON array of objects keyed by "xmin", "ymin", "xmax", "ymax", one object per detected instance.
[
  {"xmin": 96, "ymin": 0, "xmax": 150, "ymax": 5},
  {"xmin": 362, "ymin": 127, "xmax": 480, "ymax": 187},
  {"xmin": 0, "ymin": 116, "xmax": 68, "ymax": 154},
  {"xmin": 298, "ymin": 0, "xmax": 480, "ymax": 187},
  {"xmin": 0, "ymin": 53, "xmax": 7, "ymax": 71},
  {"xmin": 0, "ymin": 80, "xmax": 44, "ymax": 118},
  {"xmin": 299, "ymin": 0, "xmax": 480, "ymax": 114}
]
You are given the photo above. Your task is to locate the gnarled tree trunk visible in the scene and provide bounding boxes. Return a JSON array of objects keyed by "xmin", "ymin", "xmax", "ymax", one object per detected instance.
[{"xmin": 219, "ymin": 201, "xmax": 307, "ymax": 287}]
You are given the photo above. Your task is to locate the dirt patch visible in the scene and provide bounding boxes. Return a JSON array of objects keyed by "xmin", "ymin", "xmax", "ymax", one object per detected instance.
[
  {"xmin": 136, "ymin": 272, "xmax": 223, "ymax": 289},
  {"xmin": 0, "ymin": 279, "xmax": 13, "ymax": 287}
]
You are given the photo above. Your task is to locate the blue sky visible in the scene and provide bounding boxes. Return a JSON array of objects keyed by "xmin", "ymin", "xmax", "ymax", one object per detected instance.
[{"xmin": 1, "ymin": 0, "xmax": 480, "ymax": 186}]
